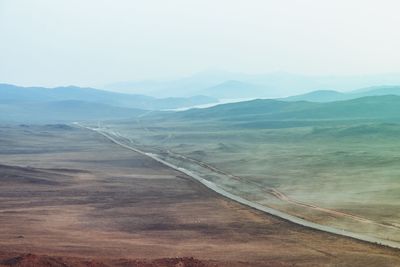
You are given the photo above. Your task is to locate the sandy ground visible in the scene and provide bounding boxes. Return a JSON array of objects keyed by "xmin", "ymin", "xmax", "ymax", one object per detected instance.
[{"xmin": 0, "ymin": 124, "xmax": 400, "ymax": 266}]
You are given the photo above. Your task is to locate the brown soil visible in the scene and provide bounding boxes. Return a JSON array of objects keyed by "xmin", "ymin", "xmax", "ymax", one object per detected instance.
[
  {"xmin": 0, "ymin": 253, "xmax": 213, "ymax": 267},
  {"xmin": 0, "ymin": 125, "xmax": 399, "ymax": 266}
]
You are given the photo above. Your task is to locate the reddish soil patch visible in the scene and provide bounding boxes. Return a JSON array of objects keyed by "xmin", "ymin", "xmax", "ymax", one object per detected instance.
[{"xmin": 0, "ymin": 253, "xmax": 214, "ymax": 267}]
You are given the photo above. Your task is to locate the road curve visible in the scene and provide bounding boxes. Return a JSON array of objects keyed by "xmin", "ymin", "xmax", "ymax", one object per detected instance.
[
  {"xmin": 164, "ymin": 149, "xmax": 399, "ymax": 230},
  {"xmin": 77, "ymin": 124, "xmax": 400, "ymax": 250}
]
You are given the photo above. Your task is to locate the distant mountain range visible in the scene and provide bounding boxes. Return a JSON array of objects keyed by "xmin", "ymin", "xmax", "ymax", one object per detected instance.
[
  {"xmin": 198, "ymin": 80, "xmax": 267, "ymax": 99},
  {"xmin": 282, "ymin": 86, "xmax": 400, "ymax": 102},
  {"xmin": 0, "ymin": 84, "xmax": 216, "ymax": 122},
  {"xmin": 104, "ymin": 70, "xmax": 400, "ymax": 99},
  {"xmin": 3, "ymin": 82, "xmax": 400, "ymax": 123}
]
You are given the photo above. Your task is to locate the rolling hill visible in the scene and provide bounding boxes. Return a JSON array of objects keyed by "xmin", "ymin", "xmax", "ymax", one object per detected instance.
[
  {"xmin": 283, "ymin": 86, "xmax": 400, "ymax": 102},
  {"xmin": 0, "ymin": 83, "xmax": 218, "ymax": 122},
  {"xmin": 0, "ymin": 84, "xmax": 217, "ymax": 110},
  {"xmin": 168, "ymin": 95, "xmax": 400, "ymax": 123},
  {"xmin": 0, "ymin": 100, "xmax": 147, "ymax": 122}
]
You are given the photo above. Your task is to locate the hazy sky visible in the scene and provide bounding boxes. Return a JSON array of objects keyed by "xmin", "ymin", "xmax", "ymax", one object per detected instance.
[{"xmin": 1, "ymin": 0, "xmax": 400, "ymax": 87}]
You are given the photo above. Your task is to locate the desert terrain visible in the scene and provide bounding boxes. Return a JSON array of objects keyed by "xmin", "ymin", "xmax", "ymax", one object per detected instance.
[
  {"xmin": 104, "ymin": 99, "xmax": 400, "ymax": 244},
  {"xmin": 0, "ymin": 124, "xmax": 399, "ymax": 266}
]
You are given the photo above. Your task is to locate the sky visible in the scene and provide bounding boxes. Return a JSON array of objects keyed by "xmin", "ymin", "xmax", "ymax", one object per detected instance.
[{"xmin": 1, "ymin": 0, "xmax": 400, "ymax": 87}]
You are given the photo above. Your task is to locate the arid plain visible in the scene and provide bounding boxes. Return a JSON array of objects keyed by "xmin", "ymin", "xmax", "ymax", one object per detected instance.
[{"xmin": 0, "ymin": 125, "xmax": 400, "ymax": 267}]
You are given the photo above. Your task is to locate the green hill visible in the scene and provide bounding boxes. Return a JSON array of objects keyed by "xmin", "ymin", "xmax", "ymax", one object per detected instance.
[{"xmin": 169, "ymin": 95, "xmax": 400, "ymax": 123}]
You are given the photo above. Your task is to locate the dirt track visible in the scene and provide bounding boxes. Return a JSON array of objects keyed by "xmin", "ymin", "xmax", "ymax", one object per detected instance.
[{"xmin": 0, "ymin": 125, "xmax": 400, "ymax": 266}]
